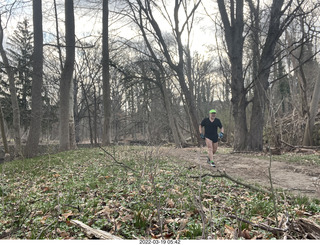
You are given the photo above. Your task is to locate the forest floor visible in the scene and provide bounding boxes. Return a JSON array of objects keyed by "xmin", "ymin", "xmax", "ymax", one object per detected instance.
[
  {"xmin": 163, "ymin": 146, "xmax": 320, "ymax": 200},
  {"xmin": 1, "ymin": 145, "xmax": 320, "ymax": 239}
]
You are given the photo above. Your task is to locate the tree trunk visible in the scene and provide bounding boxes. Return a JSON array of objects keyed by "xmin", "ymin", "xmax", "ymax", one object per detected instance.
[
  {"xmin": 303, "ymin": 70, "xmax": 320, "ymax": 146},
  {"xmin": 69, "ymin": 79, "xmax": 77, "ymax": 150},
  {"xmin": 217, "ymin": 0, "xmax": 248, "ymax": 151},
  {"xmin": 102, "ymin": 0, "xmax": 112, "ymax": 145},
  {"xmin": 176, "ymin": 69, "xmax": 200, "ymax": 144},
  {"xmin": 59, "ymin": 0, "xmax": 75, "ymax": 151},
  {"xmin": 173, "ymin": 1, "xmax": 200, "ymax": 144},
  {"xmin": 0, "ymin": 17, "xmax": 22, "ymax": 156},
  {"xmin": 231, "ymin": 90, "xmax": 248, "ymax": 151},
  {"xmin": 248, "ymin": 0, "xmax": 285, "ymax": 151},
  {"xmin": 93, "ymin": 86, "xmax": 98, "ymax": 145},
  {"xmin": 0, "ymin": 101, "xmax": 9, "ymax": 155},
  {"xmin": 26, "ymin": 0, "xmax": 43, "ymax": 158},
  {"xmin": 80, "ymin": 80, "xmax": 94, "ymax": 145},
  {"xmin": 159, "ymin": 74, "xmax": 182, "ymax": 147},
  {"xmin": 248, "ymin": 82, "xmax": 266, "ymax": 151}
]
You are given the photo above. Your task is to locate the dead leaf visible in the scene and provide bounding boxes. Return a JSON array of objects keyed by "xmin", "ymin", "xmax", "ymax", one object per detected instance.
[
  {"xmin": 164, "ymin": 218, "xmax": 175, "ymax": 224},
  {"xmin": 61, "ymin": 211, "xmax": 73, "ymax": 220},
  {"xmin": 167, "ymin": 199, "xmax": 175, "ymax": 208},
  {"xmin": 224, "ymin": 224, "xmax": 235, "ymax": 239},
  {"xmin": 240, "ymin": 229, "xmax": 251, "ymax": 239},
  {"xmin": 57, "ymin": 228, "xmax": 70, "ymax": 239},
  {"xmin": 179, "ymin": 219, "xmax": 188, "ymax": 230},
  {"xmin": 41, "ymin": 186, "xmax": 50, "ymax": 192},
  {"xmin": 96, "ymin": 207, "xmax": 111, "ymax": 218},
  {"xmin": 164, "ymin": 232, "xmax": 174, "ymax": 238},
  {"xmin": 121, "ymin": 214, "xmax": 134, "ymax": 222},
  {"xmin": 128, "ymin": 177, "xmax": 136, "ymax": 184},
  {"xmin": 40, "ymin": 215, "xmax": 49, "ymax": 224}
]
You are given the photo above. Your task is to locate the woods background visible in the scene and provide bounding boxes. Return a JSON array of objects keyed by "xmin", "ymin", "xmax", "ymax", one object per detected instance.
[{"xmin": 1, "ymin": 0, "xmax": 320, "ymax": 159}]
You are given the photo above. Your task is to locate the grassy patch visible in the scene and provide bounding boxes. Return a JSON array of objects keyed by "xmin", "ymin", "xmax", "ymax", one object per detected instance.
[
  {"xmin": 271, "ymin": 153, "xmax": 320, "ymax": 166},
  {"xmin": 0, "ymin": 146, "xmax": 319, "ymax": 240}
]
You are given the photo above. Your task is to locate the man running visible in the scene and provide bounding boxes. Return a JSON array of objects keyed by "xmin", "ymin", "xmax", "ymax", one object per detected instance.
[{"xmin": 199, "ymin": 109, "xmax": 224, "ymax": 167}]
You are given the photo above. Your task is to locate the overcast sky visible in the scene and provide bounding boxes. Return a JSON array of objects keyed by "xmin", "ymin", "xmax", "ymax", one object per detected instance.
[{"xmin": 1, "ymin": 0, "xmax": 219, "ymax": 56}]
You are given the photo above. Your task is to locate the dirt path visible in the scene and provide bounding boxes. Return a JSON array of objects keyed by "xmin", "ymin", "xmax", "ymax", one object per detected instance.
[{"xmin": 163, "ymin": 146, "xmax": 320, "ymax": 199}]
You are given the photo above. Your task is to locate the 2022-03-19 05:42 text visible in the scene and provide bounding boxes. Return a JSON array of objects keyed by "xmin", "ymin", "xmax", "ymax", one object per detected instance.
[{"xmin": 138, "ymin": 240, "xmax": 181, "ymax": 244}]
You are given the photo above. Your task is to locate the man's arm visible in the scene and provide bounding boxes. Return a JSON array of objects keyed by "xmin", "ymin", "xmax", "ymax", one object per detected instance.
[
  {"xmin": 219, "ymin": 126, "xmax": 224, "ymax": 139},
  {"xmin": 199, "ymin": 125, "xmax": 205, "ymax": 139},
  {"xmin": 199, "ymin": 125, "xmax": 203, "ymax": 134}
]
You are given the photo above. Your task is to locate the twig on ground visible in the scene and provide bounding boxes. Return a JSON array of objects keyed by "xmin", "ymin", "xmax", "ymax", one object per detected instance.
[
  {"xmin": 189, "ymin": 169, "xmax": 272, "ymax": 195},
  {"xmin": 227, "ymin": 214, "xmax": 288, "ymax": 236},
  {"xmin": 37, "ymin": 220, "xmax": 56, "ymax": 239},
  {"xmin": 98, "ymin": 145, "xmax": 137, "ymax": 173},
  {"xmin": 281, "ymin": 140, "xmax": 320, "ymax": 150}
]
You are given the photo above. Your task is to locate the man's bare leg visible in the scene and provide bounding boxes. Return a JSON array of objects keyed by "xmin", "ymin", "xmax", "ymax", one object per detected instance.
[
  {"xmin": 205, "ymin": 138, "xmax": 214, "ymax": 162},
  {"xmin": 212, "ymin": 142, "xmax": 218, "ymax": 155}
]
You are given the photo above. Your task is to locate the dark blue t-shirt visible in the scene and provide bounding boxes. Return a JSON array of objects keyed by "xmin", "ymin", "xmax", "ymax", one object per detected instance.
[{"xmin": 200, "ymin": 118, "xmax": 222, "ymax": 142}]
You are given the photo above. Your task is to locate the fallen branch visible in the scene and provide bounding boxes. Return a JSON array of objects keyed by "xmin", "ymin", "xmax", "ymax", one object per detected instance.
[
  {"xmin": 227, "ymin": 214, "xmax": 288, "ymax": 236},
  {"xmin": 293, "ymin": 218, "xmax": 320, "ymax": 239},
  {"xmin": 190, "ymin": 169, "xmax": 272, "ymax": 195},
  {"xmin": 227, "ymin": 215, "xmax": 320, "ymax": 239},
  {"xmin": 281, "ymin": 140, "xmax": 320, "ymax": 150},
  {"xmin": 37, "ymin": 220, "xmax": 56, "ymax": 239},
  {"xmin": 98, "ymin": 145, "xmax": 137, "ymax": 173},
  {"xmin": 0, "ymin": 228, "xmax": 19, "ymax": 239},
  {"xmin": 70, "ymin": 219, "xmax": 122, "ymax": 240}
]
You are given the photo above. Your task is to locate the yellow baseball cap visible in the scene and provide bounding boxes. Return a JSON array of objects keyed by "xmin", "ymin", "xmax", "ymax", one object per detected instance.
[{"xmin": 209, "ymin": 109, "xmax": 216, "ymax": 114}]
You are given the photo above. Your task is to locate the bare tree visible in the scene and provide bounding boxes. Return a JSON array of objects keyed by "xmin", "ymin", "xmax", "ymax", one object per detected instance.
[
  {"xmin": 0, "ymin": 101, "xmax": 9, "ymax": 156},
  {"xmin": 0, "ymin": 14, "xmax": 22, "ymax": 156},
  {"xmin": 59, "ymin": 0, "xmax": 75, "ymax": 151},
  {"xmin": 25, "ymin": 0, "xmax": 43, "ymax": 158},
  {"xmin": 283, "ymin": 5, "xmax": 320, "ymax": 146},
  {"xmin": 102, "ymin": 0, "xmax": 112, "ymax": 146},
  {"xmin": 303, "ymin": 68, "xmax": 320, "ymax": 146},
  {"xmin": 217, "ymin": 0, "xmax": 304, "ymax": 151},
  {"xmin": 217, "ymin": 0, "xmax": 247, "ymax": 151},
  {"xmin": 126, "ymin": 0, "xmax": 202, "ymax": 145}
]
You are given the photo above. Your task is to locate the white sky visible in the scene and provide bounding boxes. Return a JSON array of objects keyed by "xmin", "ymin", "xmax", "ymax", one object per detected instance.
[{"xmin": 1, "ymin": 0, "xmax": 218, "ymax": 56}]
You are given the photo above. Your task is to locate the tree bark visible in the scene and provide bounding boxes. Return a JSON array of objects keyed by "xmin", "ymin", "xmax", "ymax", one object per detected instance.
[
  {"xmin": 217, "ymin": 0, "xmax": 248, "ymax": 151},
  {"xmin": 102, "ymin": 0, "xmax": 112, "ymax": 146},
  {"xmin": 157, "ymin": 71, "xmax": 184, "ymax": 147},
  {"xmin": 26, "ymin": 0, "xmax": 43, "ymax": 158},
  {"xmin": 80, "ymin": 80, "xmax": 94, "ymax": 145},
  {"xmin": 303, "ymin": 70, "xmax": 320, "ymax": 146},
  {"xmin": 59, "ymin": 0, "xmax": 75, "ymax": 151},
  {"xmin": 0, "ymin": 101, "xmax": 9, "ymax": 155},
  {"xmin": 0, "ymin": 17, "xmax": 22, "ymax": 156},
  {"xmin": 69, "ymin": 79, "xmax": 77, "ymax": 149},
  {"xmin": 248, "ymin": 0, "xmax": 285, "ymax": 151}
]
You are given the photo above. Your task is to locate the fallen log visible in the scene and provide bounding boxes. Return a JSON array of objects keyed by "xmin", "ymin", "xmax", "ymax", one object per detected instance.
[
  {"xmin": 281, "ymin": 140, "xmax": 320, "ymax": 151},
  {"xmin": 70, "ymin": 219, "xmax": 122, "ymax": 240}
]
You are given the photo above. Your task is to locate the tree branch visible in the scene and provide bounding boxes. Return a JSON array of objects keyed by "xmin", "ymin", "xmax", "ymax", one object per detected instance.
[
  {"xmin": 98, "ymin": 145, "xmax": 137, "ymax": 173},
  {"xmin": 227, "ymin": 214, "xmax": 288, "ymax": 236},
  {"xmin": 190, "ymin": 169, "xmax": 272, "ymax": 195}
]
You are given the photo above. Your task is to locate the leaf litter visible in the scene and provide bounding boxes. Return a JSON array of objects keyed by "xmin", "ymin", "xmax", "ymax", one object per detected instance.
[{"xmin": 0, "ymin": 145, "xmax": 319, "ymax": 240}]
